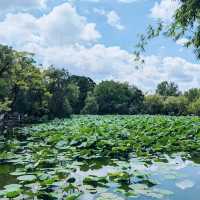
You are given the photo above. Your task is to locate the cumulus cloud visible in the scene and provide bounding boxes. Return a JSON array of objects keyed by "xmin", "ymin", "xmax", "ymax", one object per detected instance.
[
  {"xmin": 0, "ymin": 0, "xmax": 47, "ymax": 11},
  {"xmin": 0, "ymin": 3, "xmax": 101, "ymax": 48},
  {"xmin": 29, "ymin": 43, "xmax": 200, "ymax": 92},
  {"xmin": 94, "ymin": 9, "xmax": 124, "ymax": 31},
  {"xmin": 150, "ymin": 0, "xmax": 180, "ymax": 22},
  {"xmin": 0, "ymin": 1, "xmax": 199, "ymax": 92}
]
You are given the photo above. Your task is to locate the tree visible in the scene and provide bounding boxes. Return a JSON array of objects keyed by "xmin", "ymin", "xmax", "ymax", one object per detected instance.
[
  {"xmin": 45, "ymin": 67, "xmax": 72, "ymax": 118},
  {"xmin": 94, "ymin": 81, "xmax": 126, "ymax": 114},
  {"xmin": 69, "ymin": 75, "xmax": 96, "ymax": 114},
  {"xmin": 0, "ymin": 45, "xmax": 16, "ymax": 115},
  {"xmin": 81, "ymin": 92, "xmax": 99, "ymax": 114},
  {"xmin": 144, "ymin": 95, "xmax": 164, "ymax": 115},
  {"xmin": 0, "ymin": 98, "xmax": 12, "ymax": 114},
  {"xmin": 184, "ymin": 88, "xmax": 200, "ymax": 102},
  {"xmin": 7, "ymin": 52, "xmax": 50, "ymax": 118},
  {"xmin": 128, "ymin": 86, "xmax": 144, "ymax": 114},
  {"xmin": 12, "ymin": 66, "xmax": 50, "ymax": 117},
  {"xmin": 188, "ymin": 98, "xmax": 200, "ymax": 116},
  {"xmin": 167, "ymin": 0, "xmax": 200, "ymax": 58},
  {"xmin": 135, "ymin": 1, "xmax": 200, "ymax": 61},
  {"xmin": 66, "ymin": 83, "xmax": 80, "ymax": 112},
  {"xmin": 0, "ymin": 48, "xmax": 50, "ymax": 119},
  {"xmin": 0, "ymin": 45, "xmax": 15, "ymax": 77},
  {"xmin": 163, "ymin": 96, "xmax": 188, "ymax": 116},
  {"xmin": 156, "ymin": 81, "xmax": 180, "ymax": 97},
  {"xmin": 94, "ymin": 81, "xmax": 143, "ymax": 114}
]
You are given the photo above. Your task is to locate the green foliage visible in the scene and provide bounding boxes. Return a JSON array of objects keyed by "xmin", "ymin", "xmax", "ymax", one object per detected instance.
[
  {"xmin": 0, "ymin": 98, "xmax": 12, "ymax": 113},
  {"xmin": 1, "ymin": 44, "xmax": 200, "ymax": 122},
  {"xmin": 135, "ymin": 1, "xmax": 200, "ymax": 61},
  {"xmin": 0, "ymin": 45, "xmax": 15, "ymax": 77},
  {"xmin": 0, "ymin": 45, "xmax": 82, "ymax": 121},
  {"xmin": 45, "ymin": 67, "xmax": 72, "ymax": 118},
  {"xmin": 94, "ymin": 81, "xmax": 144, "ymax": 114},
  {"xmin": 66, "ymin": 83, "xmax": 80, "ymax": 111},
  {"xmin": 129, "ymin": 86, "xmax": 144, "ymax": 114},
  {"xmin": 163, "ymin": 96, "xmax": 188, "ymax": 116},
  {"xmin": 69, "ymin": 75, "xmax": 96, "ymax": 114},
  {"xmin": 184, "ymin": 88, "xmax": 200, "ymax": 102},
  {"xmin": 188, "ymin": 98, "xmax": 200, "ymax": 116},
  {"xmin": 12, "ymin": 63, "xmax": 50, "ymax": 117},
  {"xmin": 167, "ymin": 0, "xmax": 200, "ymax": 58},
  {"xmin": 144, "ymin": 95, "xmax": 164, "ymax": 115},
  {"xmin": 156, "ymin": 81, "xmax": 180, "ymax": 97},
  {"xmin": 81, "ymin": 92, "xmax": 99, "ymax": 114}
]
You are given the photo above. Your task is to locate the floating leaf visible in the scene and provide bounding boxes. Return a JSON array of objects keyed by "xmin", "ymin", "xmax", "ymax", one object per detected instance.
[
  {"xmin": 97, "ymin": 193, "xmax": 124, "ymax": 200},
  {"xmin": 17, "ymin": 175, "xmax": 37, "ymax": 182}
]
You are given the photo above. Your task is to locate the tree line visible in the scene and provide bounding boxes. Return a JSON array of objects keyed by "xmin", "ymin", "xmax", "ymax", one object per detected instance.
[{"xmin": 0, "ymin": 44, "xmax": 200, "ymax": 125}]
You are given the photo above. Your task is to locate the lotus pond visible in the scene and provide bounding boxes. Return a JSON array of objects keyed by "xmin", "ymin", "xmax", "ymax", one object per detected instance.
[{"xmin": 1, "ymin": 115, "xmax": 200, "ymax": 200}]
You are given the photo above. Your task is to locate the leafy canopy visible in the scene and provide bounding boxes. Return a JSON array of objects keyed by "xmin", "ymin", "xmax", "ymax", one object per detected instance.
[{"xmin": 135, "ymin": 0, "xmax": 200, "ymax": 60}]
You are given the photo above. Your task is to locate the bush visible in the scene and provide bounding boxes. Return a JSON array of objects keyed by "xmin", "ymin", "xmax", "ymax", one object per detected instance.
[
  {"xmin": 188, "ymin": 98, "xmax": 200, "ymax": 116},
  {"xmin": 163, "ymin": 96, "xmax": 188, "ymax": 116},
  {"xmin": 144, "ymin": 95, "xmax": 164, "ymax": 115}
]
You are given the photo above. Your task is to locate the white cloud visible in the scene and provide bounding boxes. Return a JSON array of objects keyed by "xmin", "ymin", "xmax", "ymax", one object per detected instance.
[
  {"xmin": 0, "ymin": 0, "xmax": 47, "ymax": 11},
  {"xmin": 150, "ymin": 0, "xmax": 180, "ymax": 22},
  {"xmin": 0, "ymin": 2, "xmax": 199, "ymax": 92},
  {"xmin": 106, "ymin": 11, "xmax": 125, "ymax": 31},
  {"xmin": 94, "ymin": 9, "xmax": 124, "ymax": 31},
  {"xmin": 176, "ymin": 38, "xmax": 189, "ymax": 46},
  {"xmin": 0, "ymin": 3, "xmax": 101, "ymax": 48},
  {"xmin": 118, "ymin": 0, "xmax": 138, "ymax": 3},
  {"xmin": 30, "ymin": 43, "xmax": 200, "ymax": 92}
]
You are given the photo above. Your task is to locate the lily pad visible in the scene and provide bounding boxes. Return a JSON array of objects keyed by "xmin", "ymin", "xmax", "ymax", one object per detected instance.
[
  {"xmin": 97, "ymin": 193, "xmax": 124, "ymax": 200},
  {"xmin": 17, "ymin": 175, "xmax": 37, "ymax": 182}
]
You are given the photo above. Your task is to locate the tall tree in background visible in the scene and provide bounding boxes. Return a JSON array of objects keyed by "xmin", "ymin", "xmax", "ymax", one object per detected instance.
[
  {"xmin": 69, "ymin": 75, "xmax": 96, "ymax": 114},
  {"xmin": 163, "ymin": 96, "xmax": 188, "ymax": 115},
  {"xmin": 156, "ymin": 81, "xmax": 180, "ymax": 97},
  {"xmin": 0, "ymin": 48, "xmax": 50, "ymax": 118},
  {"xmin": 0, "ymin": 45, "xmax": 16, "ymax": 114},
  {"xmin": 81, "ymin": 92, "xmax": 99, "ymax": 114},
  {"xmin": 144, "ymin": 95, "xmax": 164, "ymax": 115},
  {"xmin": 45, "ymin": 67, "xmax": 72, "ymax": 119},
  {"xmin": 94, "ymin": 81, "xmax": 144, "ymax": 114},
  {"xmin": 128, "ymin": 86, "xmax": 144, "ymax": 114},
  {"xmin": 66, "ymin": 83, "xmax": 80, "ymax": 113},
  {"xmin": 10, "ymin": 52, "xmax": 50, "ymax": 117},
  {"xmin": 184, "ymin": 88, "xmax": 200, "ymax": 102},
  {"xmin": 0, "ymin": 45, "xmax": 14, "ymax": 77}
]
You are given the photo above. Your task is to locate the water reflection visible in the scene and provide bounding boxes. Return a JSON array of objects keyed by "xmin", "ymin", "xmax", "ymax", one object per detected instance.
[
  {"xmin": 0, "ymin": 163, "xmax": 17, "ymax": 189},
  {"xmin": 0, "ymin": 154, "xmax": 200, "ymax": 199}
]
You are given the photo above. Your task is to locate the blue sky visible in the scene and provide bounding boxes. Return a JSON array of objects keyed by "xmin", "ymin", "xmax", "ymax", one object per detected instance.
[{"xmin": 0, "ymin": 0, "xmax": 199, "ymax": 92}]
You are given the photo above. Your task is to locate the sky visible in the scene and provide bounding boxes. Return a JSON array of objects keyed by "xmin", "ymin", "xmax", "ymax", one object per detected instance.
[{"xmin": 0, "ymin": 0, "xmax": 199, "ymax": 92}]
